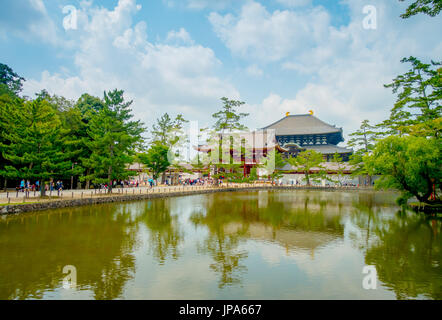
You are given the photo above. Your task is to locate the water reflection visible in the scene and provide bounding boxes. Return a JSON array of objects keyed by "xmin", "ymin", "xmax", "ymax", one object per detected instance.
[
  {"xmin": 190, "ymin": 191, "xmax": 345, "ymax": 288},
  {"xmin": 0, "ymin": 190, "xmax": 439, "ymax": 300},
  {"xmin": 140, "ymin": 200, "xmax": 183, "ymax": 265},
  {"xmin": 350, "ymin": 207, "xmax": 441, "ymax": 300},
  {"xmin": 0, "ymin": 204, "xmax": 138, "ymax": 300}
]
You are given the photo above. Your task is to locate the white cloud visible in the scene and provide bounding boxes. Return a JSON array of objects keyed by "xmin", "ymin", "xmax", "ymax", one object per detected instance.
[
  {"xmin": 246, "ymin": 64, "xmax": 263, "ymax": 77},
  {"xmin": 16, "ymin": 0, "xmax": 442, "ymax": 142},
  {"xmin": 209, "ymin": 1, "xmax": 330, "ymax": 62},
  {"xmin": 166, "ymin": 28, "xmax": 194, "ymax": 45},
  {"xmin": 275, "ymin": 0, "xmax": 312, "ymax": 7},
  {"xmin": 23, "ymin": 0, "xmax": 239, "ymax": 130},
  {"xmin": 163, "ymin": 0, "xmax": 242, "ymax": 10},
  {"xmin": 213, "ymin": 0, "xmax": 442, "ymax": 140}
]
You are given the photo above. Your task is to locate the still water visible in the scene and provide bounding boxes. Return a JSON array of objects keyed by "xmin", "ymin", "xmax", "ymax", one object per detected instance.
[{"xmin": 0, "ymin": 190, "xmax": 440, "ymax": 300}]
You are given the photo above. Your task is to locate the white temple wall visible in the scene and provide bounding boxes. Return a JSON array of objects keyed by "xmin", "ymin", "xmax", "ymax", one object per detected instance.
[{"xmin": 277, "ymin": 174, "xmax": 359, "ymax": 186}]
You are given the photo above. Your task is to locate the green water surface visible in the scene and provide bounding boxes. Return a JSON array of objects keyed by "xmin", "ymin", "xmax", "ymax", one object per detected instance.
[{"xmin": 0, "ymin": 190, "xmax": 440, "ymax": 300}]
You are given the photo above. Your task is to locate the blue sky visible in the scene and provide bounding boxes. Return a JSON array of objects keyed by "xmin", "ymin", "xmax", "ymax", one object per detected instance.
[{"xmin": 0, "ymin": 0, "xmax": 441, "ymax": 144}]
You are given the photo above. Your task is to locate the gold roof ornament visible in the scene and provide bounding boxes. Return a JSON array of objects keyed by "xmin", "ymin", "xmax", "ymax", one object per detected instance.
[
  {"xmin": 285, "ymin": 112, "xmax": 290, "ymax": 117},
  {"xmin": 309, "ymin": 110, "xmax": 314, "ymax": 115}
]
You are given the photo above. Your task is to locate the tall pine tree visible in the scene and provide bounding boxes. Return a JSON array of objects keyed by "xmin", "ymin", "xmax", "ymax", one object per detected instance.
[
  {"xmin": 379, "ymin": 57, "xmax": 441, "ymax": 137},
  {"xmin": 0, "ymin": 98, "xmax": 70, "ymax": 196},
  {"xmin": 84, "ymin": 89, "xmax": 144, "ymax": 191}
]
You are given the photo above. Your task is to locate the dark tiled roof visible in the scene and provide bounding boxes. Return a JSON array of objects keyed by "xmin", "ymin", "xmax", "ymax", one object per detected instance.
[{"xmin": 262, "ymin": 114, "xmax": 342, "ymax": 136}]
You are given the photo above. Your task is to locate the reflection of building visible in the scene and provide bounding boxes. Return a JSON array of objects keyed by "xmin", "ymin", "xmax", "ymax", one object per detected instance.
[
  {"xmin": 226, "ymin": 223, "xmax": 340, "ymax": 250},
  {"xmin": 262, "ymin": 114, "xmax": 352, "ymax": 161}
]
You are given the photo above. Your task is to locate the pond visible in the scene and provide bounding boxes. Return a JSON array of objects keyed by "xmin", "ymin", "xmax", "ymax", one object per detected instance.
[{"xmin": 0, "ymin": 190, "xmax": 440, "ymax": 300}]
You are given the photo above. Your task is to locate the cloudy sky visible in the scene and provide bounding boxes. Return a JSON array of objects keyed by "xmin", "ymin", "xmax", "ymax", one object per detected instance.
[{"xmin": 1, "ymin": 0, "xmax": 441, "ymax": 144}]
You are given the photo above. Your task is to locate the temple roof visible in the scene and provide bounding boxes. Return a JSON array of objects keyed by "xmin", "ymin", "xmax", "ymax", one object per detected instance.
[{"xmin": 262, "ymin": 114, "xmax": 342, "ymax": 136}]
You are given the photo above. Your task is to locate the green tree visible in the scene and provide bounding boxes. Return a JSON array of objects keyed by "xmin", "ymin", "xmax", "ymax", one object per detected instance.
[
  {"xmin": 399, "ymin": 0, "xmax": 442, "ymax": 18},
  {"xmin": 0, "ymin": 64, "xmax": 25, "ymax": 189},
  {"xmin": 287, "ymin": 150, "xmax": 324, "ymax": 186},
  {"xmin": 85, "ymin": 89, "xmax": 144, "ymax": 191},
  {"xmin": 262, "ymin": 149, "xmax": 286, "ymax": 183},
  {"xmin": 0, "ymin": 93, "xmax": 15, "ymax": 190},
  {"xmin": 35, "ymin": 90, "xmax": 74, "ymax": 113},
  {"xmin": 0, "ymin": 98, "xmax": 70, "ymax": 196},
  {"xmin": 75, "ymin": 93, "xmax": 105, "ymax": 121},
  {"xmin": 33, "ymin": 91, "xmax": 87, "ymax": 189},
  {"xmin": 139, "ymin": 142, "xmax": 170, "ymax": 181},
  {"xmin": 364, "ymin": 135, "xmax": 441, "ymax": 204},
  {"xmin": 190, "ymin": 152, "xmax": 211, "ymax": 177},
  {"xmin": 151, "ymin": 113, "xmax": 188, "ymax": 183},
  {"xmin": 58, "ymin": 106, "xmax": 87, "ymax": 189},
  {"xmin": 379, "ymin": 57, "xmax": 441, "ymax": 137},
  {"xmin": 151, "ymin": 113, "xmax": 188, "ymax": 145},
  {"xmin": 348, "ymin": 120, "xmax": 378, "ymax": 153},
  {"xmin": 330, "ymin": 152, "xmax": 346, "ymax": 186},
  {"xmin": 74, "ymin": 93, "xmax": 105, "ymax": 189},
  {"xmin": 348, "ymin": 120, "xmax": 378, "ymax": 185},
  {"xmin": 210, "ymin": 98, "xmax": 249, "ymax": 184},
  {"xmin": 212, "ymin": 97, "xmax": 249, "ymax": 132},
  {"xmin": 0, "ymin": 63, "xmax": 25, "ymax": 95}
]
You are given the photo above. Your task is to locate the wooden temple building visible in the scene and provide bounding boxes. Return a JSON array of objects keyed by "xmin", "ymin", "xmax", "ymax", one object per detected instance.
[
  {"xmin": 129, "ymin": 113, "xmax": 355, "ymax": 183},
  {"xmin": 262, "ymin": 113, "xmax": 352, "ymax": 161},
  {"xmin": 195, "ymin": 113, "xmax": 353, "ymax": 176}
]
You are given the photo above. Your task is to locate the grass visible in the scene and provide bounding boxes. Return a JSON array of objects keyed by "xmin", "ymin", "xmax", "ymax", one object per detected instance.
[{"xmin": 0, "ymin": 202, "xmax": 39, "ymax": 206}]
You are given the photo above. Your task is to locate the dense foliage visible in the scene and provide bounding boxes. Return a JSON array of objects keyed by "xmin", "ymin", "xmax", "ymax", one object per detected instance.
[
  {"xmin": 0, "ymin": 66, "xmax": 144, "ymax": 193},
  {"xmin": 399, "ymin": 0, "xmax": 442, "ymax": 18},
  {"xmin": 350, "ymin": 56, "xmax": 441, "ymax": 204}
]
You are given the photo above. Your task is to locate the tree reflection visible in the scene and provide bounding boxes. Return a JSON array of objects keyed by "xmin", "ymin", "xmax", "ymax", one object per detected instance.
[
  {"xmin": 349, "ymin": 194, "xmax": 441, "ymax": 300},
  {"xmin": 0, "ymin": 204, "xmax": 139, "ymax": 300},
  {"xmin": 191, "ymin": 203, "xmax": 249, "ymax": 289},
  {"xmin": 140, "ymin": 200, "xmax": 183, "ymax": 265},
  {"xmin": 365, "ymin": 214, "xmax": 441, "ymax": 300},
  {"xmin": 190, "ymin": 192, "xmax": 345, "ymax": 288}
]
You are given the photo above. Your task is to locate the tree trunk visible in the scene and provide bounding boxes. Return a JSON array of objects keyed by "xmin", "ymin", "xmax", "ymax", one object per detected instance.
[
  {"xmin": 367, "ymin": 175, "xmax": 372, "ymax": 187},
  {"xmin": 108, "ymin": 145, "xmax": 114, "ymax": 192},
  {"xmin": 108, "ymin": 165, "xmax": 113, "ymax": 192},
  {"xmin": 305, "ymin": 172, "xmax": 310, "ymax": 186},
  {"xmin": 161, "ymin": 172, "xmax": 166, "ymax": 185},
  {"xmin": 40, "ymin": 179, "xmax": 46, "ymax": 197},
  {"xmin": 213, "ymin": 165, "xmax": 219, "ymax": 187},
  {"xmin": 3, "ymin": 177, "xmax": 7, "ymax": 192},
  {"xmin": 85, "ymin": 168, "xmax": 91, "ymax": 190}
]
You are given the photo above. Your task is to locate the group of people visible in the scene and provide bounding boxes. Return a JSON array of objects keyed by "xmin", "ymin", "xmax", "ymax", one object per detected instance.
[
  {"xmin": 17, "ymin": 180, "xmax": 39, "ymax": 192},
  {"xmin": 177, "ymin": 178, "xmax": 212, "ymax": 186},
  {"xmin": 117, "ymin": 180, "xmax": 142, "ymax": 188},
  {"xmin": 16, "ymin": 180, "xmax": 64, "ymax": 192}
]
